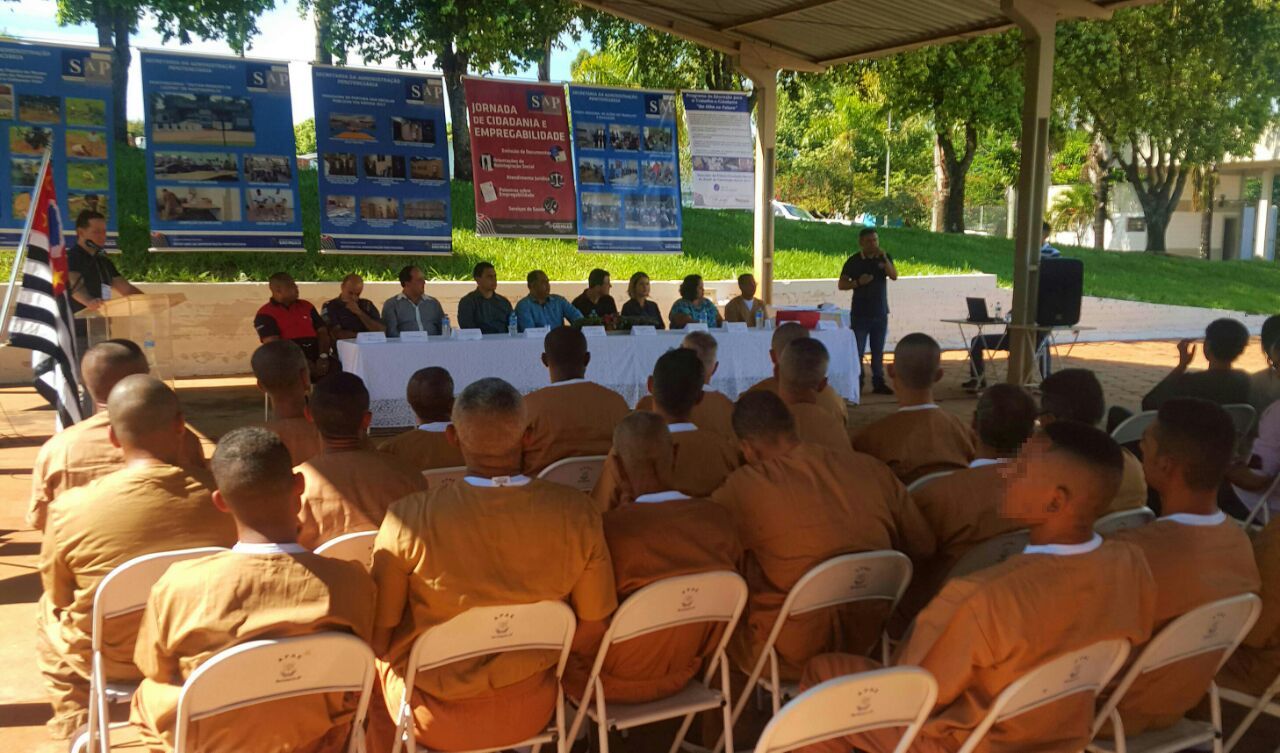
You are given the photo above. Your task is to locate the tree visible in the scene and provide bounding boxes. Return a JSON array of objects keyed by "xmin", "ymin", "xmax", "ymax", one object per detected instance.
[
  {"xmin": 295, "ymin": 118, "xmax": 316, "ymax": 154},
  {"xmin": 1057, "ymin": 0, "xmax": 1280, "ymax": 252},
  {"xmin": 576, "ymin": 12, "xmax": 745, "ymax": 92},
  {"xmin": 1049, "ymin": 184, "xmax": 1095, "ymax": 245}
]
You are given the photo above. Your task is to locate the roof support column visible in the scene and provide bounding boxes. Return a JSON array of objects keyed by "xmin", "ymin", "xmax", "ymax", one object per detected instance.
[{"xmin": 738, "ymin": 53, "xmax": 780, "ymax": 306}]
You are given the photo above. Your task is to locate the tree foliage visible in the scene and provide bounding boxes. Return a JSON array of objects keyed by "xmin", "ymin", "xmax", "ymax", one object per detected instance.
[
  {"xmin": 295, "ymin": 117, "xmax": 316, "ymax": 154},
  {"xmin": 576, "ymin": 12, "xmax": 744, "ymax": 92}
]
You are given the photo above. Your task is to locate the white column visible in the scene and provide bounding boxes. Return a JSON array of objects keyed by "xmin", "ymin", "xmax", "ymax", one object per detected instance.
[
  {"xmin": 1256, "ymin": 168, "xmax": 1275, "ymax": 260},
  {"xmin": 738, "ymin": 56, "xmax": 780, "ymax": 305}
]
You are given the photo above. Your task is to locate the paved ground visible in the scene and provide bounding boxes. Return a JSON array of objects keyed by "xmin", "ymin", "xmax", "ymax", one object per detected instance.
[{"xmin": 2, "ymin": 339, "xmax": 1278, "ymax": 752}]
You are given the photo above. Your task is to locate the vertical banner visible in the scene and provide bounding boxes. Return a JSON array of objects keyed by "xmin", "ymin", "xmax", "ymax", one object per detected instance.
[
  {"xmin": 463, "ymin": 77, "xmax": 576, "ymax": 238},
  {"xmin": 567, "ymin": 86, "xmax": 681, "ymax": 253},
  {"xmin": 681, "ymin": 91, "xmax": 754, "ymax": 210},
  {"xmin": 312, "ymin": 65, "xmax": 451, "ymax": 254},
  {"xmin": 141, "ymin": 50, "xmax": 303, "ymax": 252},
  {"xmin": 0, "ymin": 39, "xmax": 116, "ymax": 249}
]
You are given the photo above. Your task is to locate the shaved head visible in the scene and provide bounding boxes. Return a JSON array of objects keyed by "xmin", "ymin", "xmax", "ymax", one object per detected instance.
[
  {"xmin": 543, "ymin": 326, "xmax": 589, "ymax": 372},
  {"xmin": 407, "ymin": 367, "xmax": 454, "ymax": 423},
  {"xmin": 613, "ymin": 411, "xmax": 675, "ymax": 484},
  {"xmin": 211, "ymin": 427, "xmax": 295, "ymax": 521},
  {"xmin": 681, "ymin": 331, "xmax": 719, "ymax": 380},
  {"xmin": 779, "ymin": 338, "xmax": 830, "ymax": 394},
  {"xmin": 107, "ymin": 374, "xmax": 182, "ymax": 450},
  {"xmin": 890, "ymin": 333, "xmax": 942, "ymax": 390},
  {"xmin": 452, "ymin": 377, "xmax": 526, "ymax": 454},
  {"xmin": 1004, "ymin": 422, "xmax": 1124, "ymax": 524},
  {"xmin": 770, "ymin": 322, "xmax": 809, "ymax": 357},
  {"xmin": 652, "ymin": 348, "xmax": 704, "ymax": 420},
  {"xmin": 82, "ymin": 340, "xmax": 149, "ymax": 403},
  {"xmin": 974, "ymin": 383, "xmax": 1038, "ymax": 455},
  {"xmin": 251, "ymin": 340, "xmax": 309, "ymax": 392},
  {"xmin": 309, "ymin": 373, "xmax": 370, "ymax": 438},
  {"xmin": 732, "ymin": 390, "xmax": 797, "ymax": 442}
]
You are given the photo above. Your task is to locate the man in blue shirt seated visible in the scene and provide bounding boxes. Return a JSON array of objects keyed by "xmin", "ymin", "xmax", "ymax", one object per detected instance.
[
  {"xmin": 515, "ymin": 269, "xmax": 582, "ymax": 331},
  {"xmin": 382, "ymin": 265, "xmax": 445, "ymax": 337}
]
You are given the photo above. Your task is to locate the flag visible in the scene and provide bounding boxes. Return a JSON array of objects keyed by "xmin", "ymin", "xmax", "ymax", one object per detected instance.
[{"xmin": 7, "ymin": 150, "xmax": 84, "ymax": 428}]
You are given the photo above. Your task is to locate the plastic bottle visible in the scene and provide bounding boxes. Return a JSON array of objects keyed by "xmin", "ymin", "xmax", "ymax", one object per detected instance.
[
  {"xmin": 993, "ymin": 302, "xmax": 1003, "ymax": 322},
  {"xmin": 508, "ymin": 311, "xmax": 519, "ymax": 336},
  {"xmin": 441, "ymin": 315, "xmax": 452, "ymax": 338},
  {"xmin": 754, "ymin": 306, "xmax": 765, "ymax": 329}
]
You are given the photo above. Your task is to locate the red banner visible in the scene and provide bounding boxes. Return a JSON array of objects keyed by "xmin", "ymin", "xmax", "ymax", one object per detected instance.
[{"xmin": 464, "ymin": 77, "xmax": 577, "ymax": 238}]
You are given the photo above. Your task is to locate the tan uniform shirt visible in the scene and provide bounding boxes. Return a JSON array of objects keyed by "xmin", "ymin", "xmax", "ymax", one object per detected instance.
[
  {"xmin": 852, "ymin": 405, "xmax": 976, "ymax": 484},
  {"xmin": 522, "ymin": 380, "xmax": 631, "ymax": 475},
  {"xmin": 1220, "ymin": 518, "xmax": 1280, "ymax": 695},
  {"xmin": 636, "ymin": 388, "xmax": 735, "ymax": 439},
  {"xmin": 748, "ymin": 376, "xmax": 847, "ymax": 425},
  {"xmin": 1108, "ymin": 448, "xmax": 1149, "ymax": 514},
  {"xmin": 296, "ymin": 447, "xmax": 428, "ymax": 550},
  {"xmin": 723, "ymin": 296, "xmax": 769, "ymax": 326},
  {"xmin": 377, "ymin": 423, "xmax": 466, "ymax": 473},
  {"xmin": 592, "ymin": 424, "xmax": 740, "ymax": 511},
  {"xmin": 130, "ymin": 546, "xmax": 375, "ymax": 753},
  {"xmin": 262, "ymin": 415, "xmax": 323, "ymax": 466},
  {"xmin": 711, "ymin": 443, "xmax": 936, "ymax": 680},
  {"xmin": 29, "ymin": 412, "xmax": 206, "ymax": 530},
  {"xmin": 790, "ymin": 402, "xmax": 853, "ymax": 454}
]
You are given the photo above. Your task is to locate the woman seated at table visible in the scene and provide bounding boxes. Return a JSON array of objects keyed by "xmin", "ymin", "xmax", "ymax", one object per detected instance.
[
  {"xmin": 620, "ymin": 272, "xmax": 665, "ymax": 329},
  {"xmin": 669, "ymin": 274, "xmax": 723, "ymax": 330}
]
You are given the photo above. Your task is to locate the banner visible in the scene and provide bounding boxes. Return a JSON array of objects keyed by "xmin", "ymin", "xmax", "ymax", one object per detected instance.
[
  {"xmin": 312, "ymin": 65, "xmax": 451, "ymax": 254},
  {"xmin": 0, "ymin": 39, "xmax": 116, "ymax": 249},
  {"xmin": 141, "ymin": 51, "xmax": 303, "ymax": 252},
  {"xmin": 464, "ymin": 77, "xmax": 576, "ymax": 238},
  {"xmin": 567, "ymin": 85, "xmax": 681, "ymax": 253},
  {"xmin": 681, "ymin": 91, "xmax": 754, "ymax": 210}
]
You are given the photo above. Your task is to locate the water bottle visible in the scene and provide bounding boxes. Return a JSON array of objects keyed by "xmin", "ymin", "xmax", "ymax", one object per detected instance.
[
  {"xmin": 508, "ymin": 310, "xmax": 519, "ymax": 336},
  {"xmin": 441, "ymin": 315, "xmax": 452, "ymax": 338},
  {"xmin": 754, "ymin": 306, "xmax": 765, "ymax": 329},
  {"xmin": 993, "ymin": 302, "xmax": 1003, "ymax": 322}
]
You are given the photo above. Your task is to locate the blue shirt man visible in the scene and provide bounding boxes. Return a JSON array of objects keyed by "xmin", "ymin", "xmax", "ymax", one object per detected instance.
[
  {"xmin": 515, "ymin": 269, "xmax": 583, "ymax": 331},
  {"xmin": 382, "ymin": 265, "xmax": 444, "ymax": 337}
]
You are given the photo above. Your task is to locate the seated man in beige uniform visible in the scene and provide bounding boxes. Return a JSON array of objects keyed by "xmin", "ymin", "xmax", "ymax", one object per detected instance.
[
  {"xmin": 522, "ymin": 326, "xmax": 630, "ymax": 475},
  {"xmin": 1219, "ymin": 515, "xmax": 1280, "ymax": 696},
  {"xmin": 1103, "ymin": 398, "xmax": 1261, "ymax": 737},
  {"xmin": 252, "ymin": 340, "xmax": 322, "ymax": 465},
  {"xmin": 1040, "ymin": 368, "xmax": 1147, "ymax": 512},
  {"xmin": 748, "ymin": 322, "xmax": 847, "ymax": 424},
  {"xmin": 368, "ymin": 378, "xmax": 617, "ymax": 752},
  {"xmin": 130, "ymin": 427, "xmax": 375, "ymax": 753},
  {"xmin": 853, "ymin": 333, "xmax": 975, "ymax": 483},
  {"xmin": 29, "ymin": 339, "xmax": 205, "ymax": 530},
  {"xmin": 713, "ymin": 391, "xmax": 935, "ymax": 684},
  {"xmin": 38, "ymin": 375, "xmax": 235, "ymax": 740},
  {"xmin": 798, "ymin": 422, "xmax": 1158, "ymax": 753},
  {"xmin": 778, "ymin": 338, "xmax": 853, "ymax": 453},
  {"xmin": 567, "ymin": 412, "xmax": 740, "ymax": 704},
  {"xmin": 377, "ymin": 367, "xmax": 465, "ymax": 472},
  {"xmin": 295, "ymin": 373, "xmax": 426, "ymax": 549},
  {"xmin": 636, "ymin": 331, "xmax": 735, "ymax": 438}
]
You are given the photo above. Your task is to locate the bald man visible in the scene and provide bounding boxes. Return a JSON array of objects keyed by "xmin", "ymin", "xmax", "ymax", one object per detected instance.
[
  {"xmin": 130, "ymin": 428, "xmax": 374, "ymax": 753},
  {"xmin": 852, "ymin": 333, "xmax": 975, "ymax": 483},
  {"xmin": 566, "ymin": 413, "xmax": 740, "ymax": 704},
  {"xmin": 748, "ymin": 322, "xmax": 848, "ymax": 424},
  {"xmin": 712, "ymin": 391, "xmax": 935, "ymax": 682},
  {"xmin": 321, "ymin": 273, "xmax": 384, "ymax": 340},
  {"xmin": 522, "ymin": 326, "xmax": 630, "ymax": 475},
  {"xmin": 778, "ymin": 338, "xmax": 853, "ymax": 454},
  {"xmin": 252, "ymin": 340, "xmax": 322, "ymax": 466},
  {"xmin": 368, "ymin": 378, "xmax": 616, "ymax": 751},
  {"xmin": 798, "ymin": 423, "xmax": 1157, "ymax": 753},
  {"xmin": 295, "ymin": 373, "xmax": 426, "ymax": 550},
  {"xmin": 29, "ymin": 340, "xmax": 204, "ymax": 530},
  {"xmin": 377, "ymin": 367, "xmax": 465, "ymax": 472},
  {"xmin": 636, "ymin": 331, "xmax": 735, "ymax": 438},
  {"xmin": 37, "ymin": 375, "xmax": 235, "ymax": 739}
]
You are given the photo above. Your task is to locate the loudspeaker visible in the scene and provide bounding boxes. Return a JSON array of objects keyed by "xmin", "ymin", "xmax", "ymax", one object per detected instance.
[{"xmin": 1036, "ymin": 258, "xmax": 1083, "ymax": 327}]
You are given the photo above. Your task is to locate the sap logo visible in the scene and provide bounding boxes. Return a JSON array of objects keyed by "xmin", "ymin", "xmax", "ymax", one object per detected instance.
[
  {"xmin": 679, "ymin": 587, "xmax": 699, "ymax": 612},
  {"xmin": 276, "ymin": 652, "xmax": 305, "ymax": 683},
  {"xmin": 62, "ymin": 52, "xmax": 111, "ymax": 83},
  {"xmin": 406, "ymin": 80, "xmax": 442, "ymax": 106},
  {"xmin": 527, "ymin": 91, "xmax": 562, "ymax": 115},
  {"xmin": 852, "ymin": 566, "xmax": 871, "ymax": 589},
  {"xmin": 247, "ymin": 65, "xmax": 290, "ymax": 92},
  {"xmin": 644, "ymin": 94, "xmax": 671, "ymax": 117},
  {"xmin": 1065, "ymin": 656, "xmax": 1089, "ymax": 684},
  {"xmin": 492, "ymin": 612, "xmax": 515, "ymax": 639},
  {"xmin": 851, "ymin": 687, "xmax": 879, "ymax": 716}
]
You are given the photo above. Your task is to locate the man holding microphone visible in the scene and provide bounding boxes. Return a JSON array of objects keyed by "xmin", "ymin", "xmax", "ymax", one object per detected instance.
[
  {"xmin": 66, "ymin": 210, "xmax": 141, "ymax": 315},
  {"xmin": 839, "ymin": 227, "xmax": 898, "ymax": 395}
]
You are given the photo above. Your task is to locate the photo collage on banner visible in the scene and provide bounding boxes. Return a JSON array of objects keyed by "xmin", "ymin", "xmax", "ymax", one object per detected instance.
[
  {"xmin": 313, "ymin": 66, "xmax": 451, "ymax": 254},
  {"xmin": 464, "ymin": 77, "xmax": 576, "ymax": 238},
  {"xmin": 568, "ymin": 86, "xmax": 681, "ymax": 253},
  {"xmin": 681, "ymin": 91, "xmax": 754, "ymax": 210},
  {"xmin": 0, "ymin": 39, "xmax": 116, "ymax": 249},
  {"xmin": 142, "ymin": 51, "xmax": 303, "ymax": 252}
]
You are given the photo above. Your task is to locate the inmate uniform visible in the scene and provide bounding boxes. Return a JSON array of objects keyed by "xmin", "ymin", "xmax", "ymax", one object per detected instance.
[
  {"xmin": 789, "ymin": 402, "xmax": 854, "ymax": 454},
  {"xmin": 592, "ymin": 423, "xmax": 739, "ymax": 511},
  {"xmin": 636, "ymin": 387, "xmax": 736, "ymax": 439},
  {"xmin": 521, "ymin": 379, "xmax": 630, "ymax": 475},
  {"xmin": 1109, "ymin": 449, "xmax": 1149, "ymax": 514},
  {"xmin": 262, "ymin": 416, "xmax": 323, "ymax": 466},
  {"xmin": 852, "ymin": 404, "xmax": 976, "ymax": 484},
  {"xmin": 723, "ymin": 296, "xmax": 770, "ymax": 327},
  {"xmin": 377, "ymin": 422, "xmax": 466, "ymax": 473},
  {"xmin": 296, "ymin": 447, "xmax": 428, "ymax": 550},
  {"xmin": 1219, "ymin": 518, "xmax": 1280, "ymax": 695},
  {"xmin": 748, "ymin": 376, "xmax": 847, "ymax": 425}
]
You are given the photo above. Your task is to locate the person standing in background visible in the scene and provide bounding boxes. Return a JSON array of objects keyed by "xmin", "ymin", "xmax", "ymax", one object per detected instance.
[{"xmin": 839, "ymin": 227, "xmax": 897, "ymax": 395}]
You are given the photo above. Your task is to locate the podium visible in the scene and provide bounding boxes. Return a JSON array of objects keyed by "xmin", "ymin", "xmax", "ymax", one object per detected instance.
[{"xmin": 74, "ymin": 294, "xmax": 186, "ymax": 384}]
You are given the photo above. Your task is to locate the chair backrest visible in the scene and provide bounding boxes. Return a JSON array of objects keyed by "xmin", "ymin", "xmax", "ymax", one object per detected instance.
[
  {"xmin": 537, "ymin": 455, "xmax": 607, "ymax": 492},
  {"xmin": 314, "ymin": 530, "xmax": 377, "ymax": 567},
  {"xmin": 173, "ymin": 632, "xmax": 375, "ymax": 753},
  {"xmin": 92, "ymin": 547, "xmax": 227, "ymax": 650},
  {"xmin": 407, "ymin": 600, "xmax": 578, "ymax": 678},
  {"xmin": 784, "ymin": 551, "xmax": 913, "ymax": 618},
  {"xmin": 1111, "ymin": 410, "xmax": 1158, "ymax": 446},
  {"xmin": 753, "ymin": 668, "xmax": 938, "ymax": 753},
  {"xmin": 1094, "ymin": 507, "xmax": 1156, "ymax": 536},
  {"xmin": 908, "ymin": 471, "xmax": 954, "ymax": 494},
  {"xmin": 947, "ymin": 530, "xmax": 1030, "ymax": 581},
  {"xmin": 423, "ymin": 465, "xmax": 467, "ymax": 485},
  {"xmin": 956, "ymin": 639, "xmax": 1131, "ymax": 753},
  {"xmin": 1224, "ymin": 403, "xmax": 1258, "ymax": 437}
]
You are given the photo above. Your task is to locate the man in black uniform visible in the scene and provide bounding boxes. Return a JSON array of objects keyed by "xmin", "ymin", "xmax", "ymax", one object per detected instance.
[
  {"xmin": 321, "ymin": 273, "xmax": 384, "ymax": 340},
  {"xmin": 839, "ymin": 227, "xmax": 897, "ymax": 395},
  {"xmin": 66, "ymin": 210, "xmax": 141, "ymax": 316}
]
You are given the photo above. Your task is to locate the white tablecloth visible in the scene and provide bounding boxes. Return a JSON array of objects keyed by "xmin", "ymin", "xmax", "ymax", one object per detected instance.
[{"xmin": 338, "ymin": 328, "xmax": 861, "ymax": 428}]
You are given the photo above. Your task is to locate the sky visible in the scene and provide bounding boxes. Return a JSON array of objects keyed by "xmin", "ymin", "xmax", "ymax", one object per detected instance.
[{"xmin": 1, "ymin": 0, "xmax": 589, "ymax": 123}]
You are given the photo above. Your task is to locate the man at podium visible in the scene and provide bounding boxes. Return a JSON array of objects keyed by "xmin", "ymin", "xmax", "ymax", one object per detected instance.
[{"xmin": 65, "ymin": 210, "xmax": 141, "ymax": 315}]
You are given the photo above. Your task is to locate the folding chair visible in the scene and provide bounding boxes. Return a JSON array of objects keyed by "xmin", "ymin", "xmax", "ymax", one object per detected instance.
[
  {"xmin": 1087, "ymin": 593, "xmax": 1263, "ymax": 753},
  {"xmin": 423, "ymin": 465, "xmax": 467, "ymax": 485},
  {"xmin": 566, "ymin": 571, "xmax": 748, "ymax": 753},
  {"xmin": 1094, "ymin": 507, "xmax": 1156, "ymax": 536},
  {"xmin": 1224, "ymin": 404, "xmax": 1258, "ymax": 438},
  {"xmin": 752, "ymin": 667, "xmax": 937, "ymax": 753},
  {"xmin": 907, "ymin": 471, "xmax": 954, "ymax": 495},
  {"xmin": 83, "ymin": 547, "xmax": 227, "ymax": 753},
  {"xmin": 173, "ymin": 632, "xmax": 376, "ymax": 753},
  {"xmin": 1222, "ymin": 669, "xmax": 1280, "ymax": 752},
  {"xmin": 315, "ymin": 530, "xmax": 378, "ymax": 568},
  {"xmin": 946, "ymin": 529, "xmax": 1030, "ymax": 581},
  {"xmin": 391, "ymin": 601, "xmax": 577, "ymax": 753},
  {"xmin": 1111, "ymin": 411, "xmax": 1158, "ymax": 446},
  {"xmin": 537, "ymin": 455, "xmax": 607, "ymax": 493},
  {"xmin": 718, "ymin": 551, "xmax": 913, "ymax": 753},
  {"xmin": 1237, "ymin": 473, "xmax": 1280, "ymax": 530}
]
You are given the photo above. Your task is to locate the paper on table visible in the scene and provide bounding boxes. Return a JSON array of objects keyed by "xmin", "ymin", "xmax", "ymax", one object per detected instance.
[
  {"xmin": 581, "ymin": 325, "xmax": 607, "ymax": 337},
  {"xmin": 816, "ymin": 320, "xmax": 839, "ymax": 331},
  {"xmin": 356, "ymin": 331, "xmax": 387, "ymax": 344},
  {"xmin": 524, "ymin": 326, "xmax": 550, "ymax": 338},
  {"xmin": 455, "ymin": 328, "xmax": 483, "ymax": 341},
  {"xmin": 725, "ymin": 322, "xmax": 749, "ymax": 333},
  {"xmin": 631, "ymin": 326, "xmax": 657, "ymax": 337},
  {"xmin": 683, "ymin": 323, "xmax": 710, "ymax": 333},
  {"xmin": 400, "ymin": 331, "xmax": 430, "ymax": 342}
]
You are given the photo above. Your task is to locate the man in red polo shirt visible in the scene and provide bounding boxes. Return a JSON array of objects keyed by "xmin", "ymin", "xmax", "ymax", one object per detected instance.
[{"xmin": 254, "ymin": 272, "xmax": 334, "ymax": 378}]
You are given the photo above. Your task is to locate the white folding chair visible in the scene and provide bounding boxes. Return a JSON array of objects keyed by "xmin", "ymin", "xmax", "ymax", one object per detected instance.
[
  {"xmin": 391, "ymin": 601, "xmax": 577, "ymax": 753},
  {"xmin": 955, "ymin": 639, "xmax": 1131, "ymax": 753},
  {"xmin": 1222, "ymin": 669, "xmax": 1280, "ymax": 752},
  {"xmin": 537, "ymin": 455, "xmax": 607, "ymax": 493},
  {"xmin": 1111, "ymin": 411, "xmax": 1158, "ymax": 446},
  {"xmin": 946, "ymin": 529, "xmax": 1030, "ymax": 581},
  {"xmin": 1224, "ymin": 404, "xmax": 1258, "ymax": 438},
  {"xmin": 907, "ymin": 470, "xmax": 954, "ymax": 494},
  {"xmin": 422, "ymin": 465, "xmax": 467, "ymax": 485},
  {"xmin": 566, "ymin": 571, "xmax": 748, "ymax": 753},
  {"xmin": 718, "ymin": 551, "xmax": 913, "ymax": 753},
  {"xmin": 1095, "ymin": 507, "xmax": 1156, "ymax": 536},
  {"xmin": 752, "ymin": 667, "xmax": 938, "ymax": 753},
  {"xmin": 84, "ymin": 547, "xmax": 227, "ymax": 753},
  {"xmin": 315, "ymin": 530, "xmax": 378, "ymax": 568},
  {"xmin": 1237, "ymin": 473, "xmax": 1280, "ymax": 530},
  {"xmin": 1087, "ymin": 594, "xmax": 1264, "ymax": 753},
  {"xmin": 173, "ymin": 632, "xmax": 376, "ymax": 753}
]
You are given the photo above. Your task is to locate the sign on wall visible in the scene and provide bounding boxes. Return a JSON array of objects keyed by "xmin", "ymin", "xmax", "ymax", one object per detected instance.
[{"xmin": 681, "ymin": 90, "xmax": 754, "ymax": 210}]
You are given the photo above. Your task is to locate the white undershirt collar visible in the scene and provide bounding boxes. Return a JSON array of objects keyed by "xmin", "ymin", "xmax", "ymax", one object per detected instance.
[
  {"xmin": 232, "ymin": 542, "xmax": 307, "ymax": 555},
  {"xmin": 1023, "ymin": 533, "xmax": 1103, "ymax": 557},
  {"xmin": 668, "ymin": 422, "xmax": 698, "ymax": 433},
  {"xmin": 1161, "ymin": 511, "xmax": 1227, "ymax": 527},
  {"xmin": 548, "ymin": 378, "xmax": 589, "ymax": 388},
  {"xmin": 634, "ymin": 490, "xmax": 691, "ymax": 504},
  {"xmin": 418, "ymin": 422, "xmax": 451, "ymax": 433},
  {"xmin": 969, "ymin": 458, "xmax": 1008, "ymax": 468},
  {"xmin": 702, "ymin": 384, "xmax": 718, "ymax": 393},
  {"xmin": 898, "ymin": 404, "xmax": 940, "ymax": 413},
  {"xmin": 464, "ymin": 474, "xmax": 533, "ymax": 487}
]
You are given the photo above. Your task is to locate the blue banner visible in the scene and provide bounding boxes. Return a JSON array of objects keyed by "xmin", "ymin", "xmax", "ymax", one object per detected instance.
[
  {"xmin": 313, "ymin": 65, "xmax": 451, "ymax": 254},
  {"xmin": 568, "ymin": 85, "xmax": 681, "ymax": 253},
  {"xmin": 0, "ymin": 39, "xmax": 117, "ymax": 249},
  {"xmin": 141, "ymin": 51, "xmax": 303, "ymax": 252}
]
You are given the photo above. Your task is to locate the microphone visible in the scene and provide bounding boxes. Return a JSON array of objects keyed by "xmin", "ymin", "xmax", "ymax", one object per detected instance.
[{"xmin": 83, "ymin": 239, "xmax": 103, "ymax": 253}]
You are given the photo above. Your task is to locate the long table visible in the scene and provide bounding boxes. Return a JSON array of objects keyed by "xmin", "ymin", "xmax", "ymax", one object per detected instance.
[{"xmin": 337, "ymin": 328, "xmax": 861, "ymax": 428}]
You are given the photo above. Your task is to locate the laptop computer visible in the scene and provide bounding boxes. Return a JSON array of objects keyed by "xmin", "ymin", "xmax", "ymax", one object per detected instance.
[{"xmin": 966, "ymin": 297, "xmax": 996, "ymax": 323}]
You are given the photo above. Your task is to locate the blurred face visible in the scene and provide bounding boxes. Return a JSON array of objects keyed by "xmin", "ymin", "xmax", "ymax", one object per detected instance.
[
  {"xmin": 859, "ymin": 232, "xmax": 879, "ymax": 253},
  {"xmin": 696, "ymin": 280, "xmax": 705, "ymax": 299},
  {"xmin": 476, "ymin": 266, "xmax": 498, "ymax": 293},
  {"xmin": 1139, "ymin": 423, "xmax": 1172, "ymax": 491},
  {"xmin": 999, "ymin": 434, "xmax": 1062, "ymax": 524},
  {"xmin": 78, "ymin": 218, "xmax": 107, "ymax": 250},
  {"xmin": 740, "ymin": 275, "xmax": 757, "ymax": 299},
  {"xmin": 529, "ymin": 272, "xmax": 551, "ymax": 299},
  {"xmin": 598, "ymin": 274, "xmax": 612, "ymax": 296},
  {"xmin": 403, "ymin": 268, "xmax": 426, "ymax": 298},
  {"xmin": 634, "ymin": 276, "xmax": 650, "ymax": 299},
  {"xmin": 340, "ymin": 276, "xmax": 364, "ymax": 300},
  {"xmin": 270, "ymin": 277, "xmax": 299, "ymax": 305}
]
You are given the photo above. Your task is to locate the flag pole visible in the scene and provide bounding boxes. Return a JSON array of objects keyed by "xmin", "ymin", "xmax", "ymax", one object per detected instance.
[{"xmin": 0, "ymin": 146, "xmax": 54, "ymax": 341}]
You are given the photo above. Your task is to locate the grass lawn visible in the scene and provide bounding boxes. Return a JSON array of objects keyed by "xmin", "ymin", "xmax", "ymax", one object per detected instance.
[{"xmin": 8, "ymin": 145, "xmax": 1279, "ymax": 313}]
